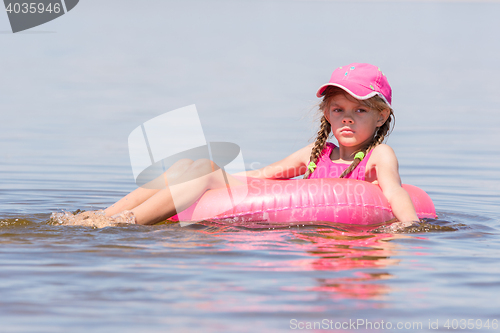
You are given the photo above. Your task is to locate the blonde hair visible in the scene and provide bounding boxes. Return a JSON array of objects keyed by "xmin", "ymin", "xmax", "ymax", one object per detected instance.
[{"xmin": 302, "ymin": 86, "xmax": 394, "ymax": 179}]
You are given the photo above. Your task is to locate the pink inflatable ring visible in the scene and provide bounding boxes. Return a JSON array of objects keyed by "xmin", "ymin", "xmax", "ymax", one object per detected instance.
[{"xmin": 170, "ymin": 177, "xmax": 436, "ymax": 227}]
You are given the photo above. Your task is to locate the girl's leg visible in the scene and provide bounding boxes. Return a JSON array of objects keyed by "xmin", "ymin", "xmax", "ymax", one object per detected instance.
[
  {"xmin": 104, "ymin": 159, "xmax": 195, "ymax": 216},
  {"xmin": 130, "ymin": 159, "xmax": 245, "ymax": 225}
]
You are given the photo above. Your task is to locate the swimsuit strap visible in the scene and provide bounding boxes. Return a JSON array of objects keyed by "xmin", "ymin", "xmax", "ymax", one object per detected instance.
[
  {"xmin": 357, "ymin": 148, "xmax": 374, "ymax": 169},
  {"xmin": 320, "ymin": 142, "xmax": 336, "ymax": 161}
]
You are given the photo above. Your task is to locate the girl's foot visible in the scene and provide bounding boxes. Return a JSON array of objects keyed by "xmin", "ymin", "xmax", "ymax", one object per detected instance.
[
  {"xmin": 110, "ymin": 210, "xmax": 137, "ymax": 224},
  {"xmin": 51, "ymin": 209, "xmax": 136, "ymax": 227}
]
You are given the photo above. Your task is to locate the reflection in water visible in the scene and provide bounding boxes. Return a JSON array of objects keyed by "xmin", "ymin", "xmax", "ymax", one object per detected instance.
[
  {"xmin": 196, "ymin": 224, "xmax": 413, "ymax": 302},
  {"xmin": 1, "ymin": 215, "xmax": 459, "ymax": 307},
  {"xmin": 0, "ymin": 213, "xmax": 479, "ymax": 324},
  {"xmin": 311, "ymin": 273, "xmax": 393, "ymax": 302},
  {"xmin": 291, "ymin": 229, "xmax": 405, "ymax": 302}
]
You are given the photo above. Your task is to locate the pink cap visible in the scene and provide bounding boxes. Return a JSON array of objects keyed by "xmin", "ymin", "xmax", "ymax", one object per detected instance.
[{"xmin": 316, "ymin": 63, "xmax": 392, "ymax": 106}]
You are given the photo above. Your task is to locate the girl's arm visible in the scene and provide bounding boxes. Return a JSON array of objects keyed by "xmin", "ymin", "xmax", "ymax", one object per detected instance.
[
  {"xmin": 370, "ymin": 144, "xmax": 419, "ymax": 223},
  {"xmin": 234, "ymin": 143, "xmax": 313, "ymax": 179}
]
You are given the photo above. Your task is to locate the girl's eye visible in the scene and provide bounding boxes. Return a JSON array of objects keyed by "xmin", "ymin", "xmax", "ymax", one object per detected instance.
[
  {"xmin": 331, "ymin": 108, "xmax": 342, "ymax": 113},
  {"xmin": 356, "ymin": 108, "xmax": 368, "ymax": 113}
]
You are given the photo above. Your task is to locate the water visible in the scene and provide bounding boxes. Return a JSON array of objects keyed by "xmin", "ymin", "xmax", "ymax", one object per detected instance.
[{"xmin": 1, "ymin": 1, "xmax": 500, "ymax": 332}]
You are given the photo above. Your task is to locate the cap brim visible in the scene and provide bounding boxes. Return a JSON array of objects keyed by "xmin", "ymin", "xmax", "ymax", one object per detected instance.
[{"xmin": 316, "ymin": 83, "xmax": 391, "ymax": 107}]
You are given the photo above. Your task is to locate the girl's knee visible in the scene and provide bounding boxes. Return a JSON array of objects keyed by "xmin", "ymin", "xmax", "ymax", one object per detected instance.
[
  {"xmin": 172, "ymin": 158, "xmax": 194, "ymax": 168},
  {"xmin": 164, "ymin": 159, "xmax": 194, "ymax": 175},
  {"xmin": 189, "ymin": 158, "xmax": 216, "ymax": 173}
]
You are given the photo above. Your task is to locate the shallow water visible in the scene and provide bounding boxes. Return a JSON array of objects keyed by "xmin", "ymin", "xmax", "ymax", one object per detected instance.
[{"xmin": 2, "ymin": 1, "xmax": 500, "ymax": 332}]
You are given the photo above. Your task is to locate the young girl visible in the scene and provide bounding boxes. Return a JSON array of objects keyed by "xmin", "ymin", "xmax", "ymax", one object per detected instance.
[{"xmin": 102, "ymin": 63, "xmax": 419, "ymax": 226}]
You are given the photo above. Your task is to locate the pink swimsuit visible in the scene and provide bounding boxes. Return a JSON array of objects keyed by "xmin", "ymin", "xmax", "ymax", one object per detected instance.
[{"xmin": 307, "ymin": 142, "xmax": 373, "ymax": 181}]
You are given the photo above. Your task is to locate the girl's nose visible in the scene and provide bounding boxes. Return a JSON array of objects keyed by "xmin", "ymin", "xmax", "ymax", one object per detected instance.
[{"xmin": 342, "ymin": 116, "xmax": 354, "ymax": 124}]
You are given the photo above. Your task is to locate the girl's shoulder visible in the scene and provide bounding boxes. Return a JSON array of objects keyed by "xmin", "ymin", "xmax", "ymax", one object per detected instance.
[
  {"xmin": 371, "ymin": 143, "xmax": 396, "ymax": 156},
  {"xmin": 365, "ymin": 144, "xmax": 399, "ymax": 183},
  {"xmin": 367, "ymin": 144, "xmax": 398, "ymax": 168}
]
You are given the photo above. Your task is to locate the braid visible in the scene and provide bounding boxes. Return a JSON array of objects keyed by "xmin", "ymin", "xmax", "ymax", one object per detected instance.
[
  {"xmin": 339, "ymin": 153, "xmax": 364, "ymax": 178},
  {"xmin": 302, "ymin": 116, "xmax": 331, "ymax": 179}
]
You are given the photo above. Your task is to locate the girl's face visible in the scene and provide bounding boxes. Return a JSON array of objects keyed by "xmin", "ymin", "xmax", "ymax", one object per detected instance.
[{"xmin": 324, "ymin": 93, "xmax": 389, "ymax": 149}]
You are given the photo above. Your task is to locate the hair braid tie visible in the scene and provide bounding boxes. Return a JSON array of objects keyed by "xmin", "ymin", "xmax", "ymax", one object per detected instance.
[
  {"xmin": 354, "ymin": 152, "xmax": 365, "ymax": 161},
  {"xmin": 307, "ymin": 161, "xmax": 317, "ymax": 173}
]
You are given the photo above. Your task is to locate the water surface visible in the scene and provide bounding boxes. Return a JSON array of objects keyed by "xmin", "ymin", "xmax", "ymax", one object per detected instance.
[{"xmin": 1, "ymin": 1, "xmax": 500, "ymax": 332}]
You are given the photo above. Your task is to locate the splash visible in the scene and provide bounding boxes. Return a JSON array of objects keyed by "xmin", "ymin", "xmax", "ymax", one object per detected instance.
[
  {"xmin": 50, "ymin": 209, "xmax": 136, "ymax": 228},
  {"xmin": 373, "ymin": 219, "xmax": 464, "ymax": 234}
]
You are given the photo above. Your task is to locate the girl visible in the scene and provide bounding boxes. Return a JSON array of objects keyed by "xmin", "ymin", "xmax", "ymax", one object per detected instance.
[{"xmin": 103, "ymin": 63, "xmax": 419, "ymax": 226}]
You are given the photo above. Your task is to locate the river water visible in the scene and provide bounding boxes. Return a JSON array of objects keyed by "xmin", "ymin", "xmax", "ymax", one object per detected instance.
[{"xmin": 1, "ymin": 1, "xmax": 500, "ymax": 332}]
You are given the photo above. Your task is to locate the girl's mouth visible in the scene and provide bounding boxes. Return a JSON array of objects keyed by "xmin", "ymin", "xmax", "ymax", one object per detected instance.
[{"xmin": 340, "ymin": 127, "xmax": 354, "ymax": 135}]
